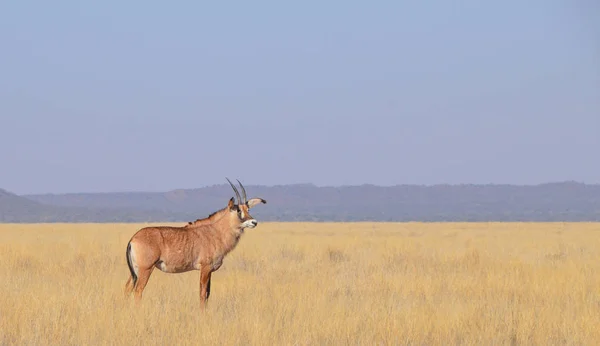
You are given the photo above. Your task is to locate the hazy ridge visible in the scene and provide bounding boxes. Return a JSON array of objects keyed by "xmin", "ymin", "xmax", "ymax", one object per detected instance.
[{"xmin": 1, "ymin": 181, "xmax": 599, "ymax": 222}]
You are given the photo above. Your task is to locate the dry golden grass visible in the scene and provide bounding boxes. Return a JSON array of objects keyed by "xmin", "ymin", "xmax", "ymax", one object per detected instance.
[{"xmin": 1, "ymin": 222, "xmax": 600, "ymax": 345}]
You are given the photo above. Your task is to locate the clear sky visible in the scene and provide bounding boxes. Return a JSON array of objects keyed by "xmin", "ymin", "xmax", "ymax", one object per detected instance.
[{"xmin": 1, "ymin": 1, "xmax": 598, "ymax": 194}]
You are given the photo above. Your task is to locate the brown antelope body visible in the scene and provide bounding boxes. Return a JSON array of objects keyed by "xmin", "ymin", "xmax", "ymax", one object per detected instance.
[{"xmin": 124, "ymin": 179, "xmax": 266, "ymax": 308}]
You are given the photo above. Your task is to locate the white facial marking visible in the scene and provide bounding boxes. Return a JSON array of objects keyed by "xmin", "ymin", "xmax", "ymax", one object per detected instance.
[{"xmin": 241, "ymin": 219, "xmax": 258, "ymax": 229}]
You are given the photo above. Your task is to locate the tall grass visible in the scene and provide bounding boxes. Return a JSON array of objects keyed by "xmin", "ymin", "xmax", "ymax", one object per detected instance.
[{"xmin": 1, "ymin": 222, "xmax": 599, "ymax": 345}]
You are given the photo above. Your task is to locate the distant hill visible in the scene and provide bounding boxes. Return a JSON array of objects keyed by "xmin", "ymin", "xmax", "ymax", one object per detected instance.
[
  {"xmin": 4, "ymin": 181, "xmax": 598, "ymax": 222},
  {"xmin": 0, "ymin": 188, "xmax": 61, "ymax": 222},
  {"xmin": 0, "ymin": 188, "xmax": 189, "ymax": 223}
]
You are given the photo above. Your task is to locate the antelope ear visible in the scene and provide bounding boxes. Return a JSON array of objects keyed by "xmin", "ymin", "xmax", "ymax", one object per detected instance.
[
  {"xmin": 246, "ymin": 198, "xmax": 266, "ymax": 209},
  {"xmin": 227, "ymin": 197, "xmax": 236, "ymax": 210}
]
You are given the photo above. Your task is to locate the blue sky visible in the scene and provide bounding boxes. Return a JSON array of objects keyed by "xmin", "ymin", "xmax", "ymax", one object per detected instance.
[{"xmin": 1, "ymin": 1, "xmax": 598, "ymax": 194}]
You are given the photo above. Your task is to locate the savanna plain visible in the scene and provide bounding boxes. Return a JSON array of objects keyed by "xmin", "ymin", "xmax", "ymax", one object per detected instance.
[{"xmin": 1, "ymin": 222, "xmax": 600, "ymax": 345}]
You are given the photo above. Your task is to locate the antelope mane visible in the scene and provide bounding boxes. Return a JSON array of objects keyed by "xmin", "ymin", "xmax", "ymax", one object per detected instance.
[{"xmin": 186, "ymin": 207, "xmax": 229, "ymax": 227}]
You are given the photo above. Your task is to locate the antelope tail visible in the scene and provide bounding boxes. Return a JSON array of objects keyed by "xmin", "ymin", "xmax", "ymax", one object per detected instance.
[{"xmin": 126, "ymin": 242, "xmax": 137, "ymax": 287}]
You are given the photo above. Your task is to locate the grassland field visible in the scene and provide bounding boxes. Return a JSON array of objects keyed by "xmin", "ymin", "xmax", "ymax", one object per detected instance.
[{"xmin": 1, "ymin": 222, "xmax": 600, "ymax": 345}]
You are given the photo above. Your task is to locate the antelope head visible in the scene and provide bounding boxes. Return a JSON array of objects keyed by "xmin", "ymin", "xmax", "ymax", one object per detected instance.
[{"xmin": 226, "ymin": 178, "xmax": 266, "ymax": 230}]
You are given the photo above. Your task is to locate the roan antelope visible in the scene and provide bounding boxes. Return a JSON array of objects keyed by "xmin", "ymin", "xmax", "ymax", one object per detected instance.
[{"xmin": 124, "ymin": 178, "xmax": 266, "ymax": 308}]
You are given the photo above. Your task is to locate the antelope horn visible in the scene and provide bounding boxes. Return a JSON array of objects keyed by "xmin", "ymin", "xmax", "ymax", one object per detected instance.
[
  {"xmin": 226, "ymin": 177, "xmax": 241, "ymax": 204},
  {"xmin": 236, "ymin": 179, "xmax": 247, "ymax": 204}
]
